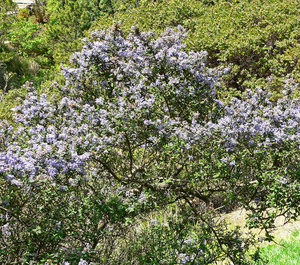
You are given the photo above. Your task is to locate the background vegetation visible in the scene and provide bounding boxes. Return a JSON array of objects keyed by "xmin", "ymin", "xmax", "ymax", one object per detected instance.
[{"xmin": 2, "ymin": 0, "xmax": 300, "ymax": 117}]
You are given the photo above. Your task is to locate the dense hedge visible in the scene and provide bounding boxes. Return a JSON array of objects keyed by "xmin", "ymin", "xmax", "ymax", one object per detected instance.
[{"xmin": 93, "ymin": 0, "xmax": 300, "ymax": 92}]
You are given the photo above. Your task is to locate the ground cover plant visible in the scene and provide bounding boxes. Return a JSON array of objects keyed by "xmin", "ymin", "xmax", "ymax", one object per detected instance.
[
  {"xmin": 0, "ymin": 24, "xmax": 299, "ymax": 264},
  {"xmin": 258, "ymin": 230, "xmax": 300, "ymax": 265}
]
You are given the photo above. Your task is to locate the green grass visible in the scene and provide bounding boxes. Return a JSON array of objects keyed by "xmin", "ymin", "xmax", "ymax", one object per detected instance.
[{"xmin": 258, "ymin": 230, "xmax": 300, "ymax": 265}]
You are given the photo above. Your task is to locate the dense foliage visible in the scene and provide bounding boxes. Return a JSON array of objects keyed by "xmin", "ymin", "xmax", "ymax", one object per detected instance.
[
  {"xmin": 94, "ymin": 0, "xmax": 300, "ymax": 93},
  {"xmin": 0, "ymin": 25, "xmax": 299, "ymax": 264},
  {"xmin": 46, "ymin": 0, "xmax": 114, "ymax": 63}
]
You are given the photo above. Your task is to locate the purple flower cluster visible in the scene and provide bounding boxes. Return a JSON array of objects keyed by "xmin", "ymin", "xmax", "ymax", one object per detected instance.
[
  {"xmin": 200, "ymin": 83, "xmax": 300, "ymax": 153},
  {"xmin": 1, "ymin": 25, "xmax": 227, "ymax": 186},
  {"xmin": 1, "ymin": 24, "xmax": 299, "ymax": 203}
]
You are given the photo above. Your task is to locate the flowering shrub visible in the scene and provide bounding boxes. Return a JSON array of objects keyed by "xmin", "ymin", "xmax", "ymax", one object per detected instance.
[{"xmin": 0, "ymin": 24, "xmax": 299, "ymax": 264}]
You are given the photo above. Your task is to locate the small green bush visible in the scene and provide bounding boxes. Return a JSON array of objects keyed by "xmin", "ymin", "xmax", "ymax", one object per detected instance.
[{"xmin": 8, "ymin": 17, "xmax": 49, "ymax": 57}]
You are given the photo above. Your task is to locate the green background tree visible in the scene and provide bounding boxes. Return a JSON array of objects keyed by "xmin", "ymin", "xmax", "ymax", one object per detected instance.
[
  {"xmin": 0, "ymin": 0, "xmax": 17, "ymax": 92},
  {"xmin": 46, "ymin": 0, "xmax": 114, "ymax": 63}
]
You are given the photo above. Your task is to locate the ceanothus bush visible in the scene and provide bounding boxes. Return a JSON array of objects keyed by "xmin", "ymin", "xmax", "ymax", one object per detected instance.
[{"xmin": 0, "ymin": 23, "xmax": 299, "ymax": 264}]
